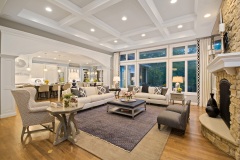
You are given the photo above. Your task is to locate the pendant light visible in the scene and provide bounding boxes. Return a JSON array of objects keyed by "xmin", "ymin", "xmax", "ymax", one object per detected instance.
[
  {"xmin": 26, "ymin": 56, "xmax": 31, "ymax": 71},
  {"xmin": 44, "ymin": 64, "xmax": 48, "ymax": 72}
]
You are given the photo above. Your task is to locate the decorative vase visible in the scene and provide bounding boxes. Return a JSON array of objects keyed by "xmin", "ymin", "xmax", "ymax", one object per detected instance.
[
  {"xmin": 206, "ymin": 93, "xmax": 219, "ymax": 118},
  {"xmin": 63, "ymin": 98, "xmax": 70, "ymax": 108}
]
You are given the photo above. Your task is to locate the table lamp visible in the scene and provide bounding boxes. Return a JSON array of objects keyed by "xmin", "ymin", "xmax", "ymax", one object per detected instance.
[
  {"xmin": 113, "ymin": 76, "xmax": 120, "ymax": 88},
  {"xmin": 172, "ymin": 76, "xmax": 183, "ymax": 89}
]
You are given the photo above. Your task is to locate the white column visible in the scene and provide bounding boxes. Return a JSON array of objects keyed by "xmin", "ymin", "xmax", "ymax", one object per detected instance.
[{"xmin": 0, "ymin": 54, "xmax": 17, "ymax": 118}]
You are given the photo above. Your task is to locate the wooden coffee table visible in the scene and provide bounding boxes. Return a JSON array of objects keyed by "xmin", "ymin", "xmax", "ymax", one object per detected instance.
[{"xmin": 107, "ymin": 99, "xmax": 146, "ymax": 119}]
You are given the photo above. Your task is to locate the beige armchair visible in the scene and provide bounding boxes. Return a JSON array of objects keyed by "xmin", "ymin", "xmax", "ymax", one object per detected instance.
[
  {"xmin": 38, "ymin": 84, "xmax": 49, "ymax": 99},
  {"xmin": 62, "ymin": 83, "xmax": 71, "ymax": 90},
  {"xmin": 11, "ymin": 87, "xmax": 55, "ymax": 141}
]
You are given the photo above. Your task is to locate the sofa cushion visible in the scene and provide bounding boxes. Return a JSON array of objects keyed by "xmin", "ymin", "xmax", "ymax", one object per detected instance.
[
  {"xmin": 104, "ymin": 86, "xmax": 109, "ymax": 93},
  {"xmin": 154, "ymin": 87, "xmax": 162, "ymax": 95},
  {"xmin": 142, "ymin": 85, "xmax": 149, "ymax": 93},
  {"xmin": 90, "ymin": 95, "xmax": 104, "ymax": 102},
  {"xmin": 84, "ymin": 87, "xmax": 97, "ymax": 96},
  {"xmin": 97, "ymin": 86, "xmax": 106, "ymax": 95},
  {"xmin": 79, "ymin": 87, "xmax": 87, "ymax": 97},
  {"xmin": 71, "ymin": 88, "xmax": 81, "ymax": 97},
  {"xmin": 148, "ymin": 94, "xmax": 166, "ymax": 100},
  {"xmin": 78, "ymin": 97, "xmax": 92, "ymax": 103},
  {"xmin": 128, "ymin": 86, "xmax": 134, "ymax": 92},
  {"xmin": 161, "ymin": 87, "xmax": 168, "ymax": 96},
  {"xmin": 101, "ymin": 93, "xmax": 114, "ymax": 99},
  {"xmin": 135, "ymin": 93, "xmax": 149, "ymax": 99}
]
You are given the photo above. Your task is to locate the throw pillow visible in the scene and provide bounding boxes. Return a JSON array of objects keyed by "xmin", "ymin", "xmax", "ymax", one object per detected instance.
[
  {"xmin": 97, "ymin": 86, "xmax": 106, "ymax": 95},
  {"xmin": 133, "ymin": 86, "xmax": 140, "ymax": 93},
  {"xmin": 71, "ymin": 88, "xmax": 81, "ymax": 97},
  {"xmin": 142, "ymin": 85, "xmax": 149, "ymax": 93},
  {"xmin": 161, "ymin": 87, "xmax": 168, "ymax": 96},
  {"xmin": 154, "ymin": 87, "xmax": 162, "ymax": 94},
  {"xmin": 79, "ymin": 87, "xmax": 87, "ymax": 97},
  {"xmin": 103, "ymin": 86, "xmax": 109, "ymax": 93},
  {"xmin": 128, "ymin": 86, "xmax": 134, "ymax": 92}
]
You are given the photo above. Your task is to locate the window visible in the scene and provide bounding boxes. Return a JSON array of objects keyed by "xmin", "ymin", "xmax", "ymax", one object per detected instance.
[
  {"xmin": 139, "ymin": 62, "xmax": 166, "ymax": 86},
  {"xmin": 120, "ymin": 66, "xmax": 126, "ymax": 88},
  {"xmin": 127, "ymin": 65, "xmax": 135, "ymax": 86},
  {"xmin": 173, "ymin": 46, "xmax": 185, "ymax": 56},
  {"xmin": 120, "ymin": 54, "xmax": 126, "ymax": 61},
  {"xmin": 172, "ymin": 61, "xmax": 185, "ymax": 91},
  {"xmin": 188, "ymin": 45, "xmax": 197, "ymax": 54},
  {"xmin": 139, "ymin": 49, "xmax": 166, "ymax": 59},
  {"xmin": 188, "ymin": 60, "xmax": 197, "ymax": 92},
  {"xmin": 127, "ymin": 53, "xmax": 135, "ymax": 60},
  {"xmin": 214, "ymin": 40, "xmax": 221, "ymax": 50}
]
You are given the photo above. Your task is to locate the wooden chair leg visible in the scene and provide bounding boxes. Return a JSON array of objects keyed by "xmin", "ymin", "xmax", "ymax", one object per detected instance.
[
  {"xmin": 52, "ymin": 122, "xmax": 55, "ymax": 132},
  {"xmin": 158, "ymin": 124, "xmax": 161, "ymax": 130},
  {"xmin": 21, "ymin": 127, "xmax": 27, "ymax": 141}
]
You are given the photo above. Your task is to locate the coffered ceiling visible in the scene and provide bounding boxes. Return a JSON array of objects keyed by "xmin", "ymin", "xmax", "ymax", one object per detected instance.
[{"xmin": 0, "ymin": 0, "xmax": 222, "ymax": 53}]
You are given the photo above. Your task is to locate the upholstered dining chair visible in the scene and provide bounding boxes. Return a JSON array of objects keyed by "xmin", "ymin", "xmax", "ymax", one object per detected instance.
[
  {"xmin": 38, "ymin": 84, "xmax": 49, "ymax": 99},
  {"xmin": 11, "ymin": 87, "xmax": 55, "ymax": 141},
  {"xmin": 62, "ymin": 83, "xmax": 71, "ymax": 91},
  {"xmin": 50, "ymin": 84, "xmax": 60, "ymax": 98}
]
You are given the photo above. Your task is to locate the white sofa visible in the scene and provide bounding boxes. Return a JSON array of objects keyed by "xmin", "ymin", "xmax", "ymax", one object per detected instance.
[
  {"xmin": 120, "ymin": 87, "xmax": 169, "ymax": 106},
  {"xmin": 63, "ymin": 87, "xmax": 115, "ymax": 110}
]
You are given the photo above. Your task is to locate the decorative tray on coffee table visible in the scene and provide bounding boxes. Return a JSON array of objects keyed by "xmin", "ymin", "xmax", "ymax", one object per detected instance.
[{"xmin": 120, "ymin": 99, "xmax": 136, "ymax": 102}]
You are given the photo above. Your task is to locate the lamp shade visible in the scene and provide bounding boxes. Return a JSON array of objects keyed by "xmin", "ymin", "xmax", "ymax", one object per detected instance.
[
  {"xmin": 113, "ymin": 76, "xmax": 120, "ymax": 82},
  {"xmin": 172, "ymin": 76, "xmax": 183, "ymax": 83}
]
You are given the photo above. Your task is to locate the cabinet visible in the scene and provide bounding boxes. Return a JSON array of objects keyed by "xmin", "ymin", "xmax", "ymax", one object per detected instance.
[{"xmin": 170, "ymin": 93, "xmax": 185, "ymax": 105}]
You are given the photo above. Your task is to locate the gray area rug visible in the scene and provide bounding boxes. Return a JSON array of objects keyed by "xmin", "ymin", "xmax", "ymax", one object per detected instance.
[{"xmin": 75, "ymin": 104, "xmax": 166, "ymax": 151}]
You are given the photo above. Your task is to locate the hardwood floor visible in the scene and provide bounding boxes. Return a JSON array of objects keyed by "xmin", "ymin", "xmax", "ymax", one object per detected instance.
[{"xmin": 0, "ymin": 99, "xmax": 234, "ymax": 160}]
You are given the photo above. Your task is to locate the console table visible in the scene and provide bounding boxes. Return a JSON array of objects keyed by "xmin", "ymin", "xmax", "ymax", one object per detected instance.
[
  {"xmin": 170, "ymin": 93, "xmax": 185, "ymax": 105},
  {"xmin": 109, "ymin": 88, "xmax": 121, "ymax": 99},
  {"xmin": 46, "ymin": 103, "xmax": 84, "ymax": 145}
]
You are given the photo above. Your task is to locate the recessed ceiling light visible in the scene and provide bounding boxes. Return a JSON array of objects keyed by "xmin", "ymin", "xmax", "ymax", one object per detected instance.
[
  {"xmin": 178, "ymin": 25, "xmax": 183, "ymax": 28},
  {"xmin": 170, "ymin": 0, "xmax": 177, "ymax": 4},
  {"xmin": 86, "ymin": 62, "xmax": 89, "ymax": 64},
  {"xmin": 204, "ymin": 13, "xmax": 211, "ymax": 18},
  {"xmin": 68, "ymin": 60, "xmax": 71, "ymax": 62},
  {"xmin": 114, "ymin": 40, "xmax": 118, "ymax": 43},
  {"xmin": 54, "ymin": 51, "xmax": 58, "ymax": 52},
  {"xmin": 38, "ymin": 56, "xmax": 41, "ymax": 58},
  {"xmin": 45, "ymin": 7, "xmax": 52, "ymax": 12},
  {"xmin": 90, "ymin": 28, "xmax": 95, "ymax": 32},
  {"xmin": 54, "ymin": 58, "xmax": 56, "ymax": 60},
  {"xmin": 141, "ymin": 33, "xmax": 146, "ymax": 37},
  {"xmin": 122, "ymin": 16, "xmax": 127, "ymax": 21}
]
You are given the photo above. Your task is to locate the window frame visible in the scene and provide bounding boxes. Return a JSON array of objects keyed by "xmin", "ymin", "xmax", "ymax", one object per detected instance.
[
  {"xmin": 120, "ymin": 50, "xmax": 136, "ymax": 62},
  {"xmin": 169, "ymin": 41, "xmax": 197, "ymax": 58},
  {"xmin": 137, "ymin": 45, "xmax": 168, "ymax": 61}
]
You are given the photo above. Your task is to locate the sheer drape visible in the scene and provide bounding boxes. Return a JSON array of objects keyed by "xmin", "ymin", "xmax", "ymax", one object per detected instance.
[
  {"xmin": 113, "ymin": 52, "xmax": 120, "ymax": 76},
  {"xmin": 199, "ymin": 38, "xmax": 211, "ymax": 107}
]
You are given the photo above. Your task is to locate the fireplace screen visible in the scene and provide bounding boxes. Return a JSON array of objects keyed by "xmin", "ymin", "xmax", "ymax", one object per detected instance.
[{"xmin": 219, "ymin": 79, "xmax": 231, "ymax": 128}]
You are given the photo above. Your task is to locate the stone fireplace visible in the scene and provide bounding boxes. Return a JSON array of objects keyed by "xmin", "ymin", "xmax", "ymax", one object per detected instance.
[{"xmin": 200, "ymin": 52, "xmax": 240, "ymax": 159}]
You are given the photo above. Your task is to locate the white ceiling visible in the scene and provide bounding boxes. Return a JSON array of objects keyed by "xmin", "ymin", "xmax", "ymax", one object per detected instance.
[{"xmin": 0, "ymin": 0, "xmax": 222, "ymax": 53}]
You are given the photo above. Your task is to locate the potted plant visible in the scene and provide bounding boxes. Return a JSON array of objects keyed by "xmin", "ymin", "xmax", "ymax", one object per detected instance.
[
  {"xmin": 177, "ymin": 88, "xmax": 182, "ymax": 93},
  {"xmin": 63, "ymin": 93, "xmax": 73, "ymax": 108}
]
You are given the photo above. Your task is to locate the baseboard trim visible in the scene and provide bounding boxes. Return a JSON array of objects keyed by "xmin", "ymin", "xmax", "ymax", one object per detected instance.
[{"xmin": 0, "ymin": 112, "xmax": 16, "ymax": 118}]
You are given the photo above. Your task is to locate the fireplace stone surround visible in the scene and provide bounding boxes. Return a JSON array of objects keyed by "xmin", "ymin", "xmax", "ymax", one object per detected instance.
[{"xmin": 200, "ymin": 52, "xmax": 240, "ymax": 159}]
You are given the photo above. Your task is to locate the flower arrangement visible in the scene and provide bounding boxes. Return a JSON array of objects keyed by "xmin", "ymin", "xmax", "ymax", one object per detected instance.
[
  {"xmin": 124, "ymin": 92, "xmax": 133, "ymax": 100},
  {"xmin": 44, "ymin": 79, "xmax": 49, "ymax": 85},
  {"xmin": 69, "ymin": 96, "xmax": 78, "ymax": 107},
  {"xmin": 177, "ymin": 88, "xmax": 182, "ymax": 93},
  {"xmin": 63, "ymin": 93, "xmax": 73, "ymax": 108}
]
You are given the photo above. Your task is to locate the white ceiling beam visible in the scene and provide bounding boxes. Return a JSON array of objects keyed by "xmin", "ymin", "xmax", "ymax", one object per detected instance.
[
  {"xmin": 51, "ymin": 0, "xmax": 83, "ymax": 15},
  {"xmin": 138, "ymin": 0, "xmax": 169, "ymax": 37},
  {"xmin": 121, "ymin": 26, "xmax": 157, "ymax": 37},
  {"xmin": 162, "ymin": 14, "xmax": 197, "ymax": 27},
  {"xmin": 82, "ymin": 0, "xmax": 122, "ymax": 15},
  {"xmin": 59, "ymin": 15, "xmax": 81, "ymax": 26}
]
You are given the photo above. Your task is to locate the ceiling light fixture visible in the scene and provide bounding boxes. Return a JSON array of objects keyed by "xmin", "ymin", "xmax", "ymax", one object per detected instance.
[
  {"xmin": 26, "ymin": 56, "xmax": 31, "ymax": 71},
  {"xmin": 122, "ymin": 16, "xmax": 127, "ymax": 21},
  {"xmin": 141, "ymin": 33, "xmax": 146, "ymax": 37},
  {"xmin": 114, "ymin": 40, "xmax": 118, "ymax": 43},
  {"xmin": 38, "ymin": 56, "xmax": 41, "ymax": 58},
  {"xmin": 204, "ymin": 13, "xmax": 211, "ymax": 18},
  {"xmin": 178, "ymin": 25, "xmax": 183, "ymax": 28},
  {"xmin": 54, "ymin": 58, "xmax": 56, "ymax": 60},
  {"xmin": 57, "ymin": 67, "xmax": 61, "ymax": 73},
  {"xmin": 90, "ymin": 28, "xmax": 95, "ymax": 32},
  {"xmin": 68, "ymin": 60, "xmax": 71, "ymax": 62},
  {"xmin": 44, "ymin": 64, "xmax": 48, "ymax": 72},
  {"xmin": 170, "ymin": 0, "xmax": 177, "ymax": 4},
  {"xmin": 45, "ymin": 7, "xmax": 52, "ymax": 12}
]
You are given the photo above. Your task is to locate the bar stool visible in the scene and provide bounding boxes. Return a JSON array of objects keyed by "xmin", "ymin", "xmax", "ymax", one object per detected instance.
[
  {"xmin": 38, "ymin": 85, "xmax": 49, "ymax": 99},
  {"xmin": 50, "ymin": 84, "xmax": 59, "ymax": 98},
  {"xmin": 62, "ymin": 83, "xmax": 71, "ymax": 91}
]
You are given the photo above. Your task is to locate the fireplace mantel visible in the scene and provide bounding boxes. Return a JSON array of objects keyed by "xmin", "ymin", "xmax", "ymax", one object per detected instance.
[{"xmin": 207, "ymin": 52, "xmax": 240, "ymax": 75}]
